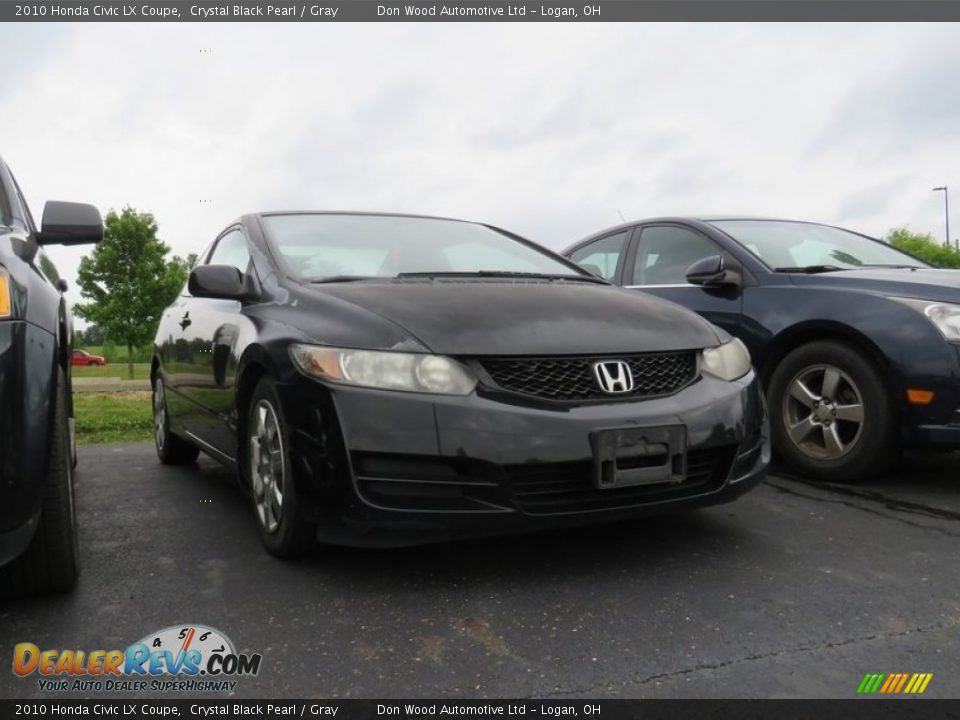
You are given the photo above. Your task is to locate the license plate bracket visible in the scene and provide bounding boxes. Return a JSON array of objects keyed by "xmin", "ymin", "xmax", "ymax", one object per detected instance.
[{"xmin": 590, "ymin": 425, "xmax": 687, "ymax": 489}]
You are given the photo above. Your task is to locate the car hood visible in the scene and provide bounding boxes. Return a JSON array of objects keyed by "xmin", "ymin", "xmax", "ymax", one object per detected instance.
[
  {"xmin": 307, "ymin": 280, "xmax": 722, "ymax": 356},
  {"xmin": 790, "ymin": 268, "xmax": 960, "ymax": 301}
]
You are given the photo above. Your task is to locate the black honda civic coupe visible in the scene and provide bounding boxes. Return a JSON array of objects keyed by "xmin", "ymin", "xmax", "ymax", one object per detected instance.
[
  {"xmin": 152, "ymin": 212, "xmax": 769, "ymax": 555},
  {"xmin": 565, "ymin": 217, "xmax": 960, "ymax": 482}
]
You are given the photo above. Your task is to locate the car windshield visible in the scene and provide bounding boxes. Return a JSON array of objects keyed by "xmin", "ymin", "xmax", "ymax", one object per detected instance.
[
  {"xmin": 709, "ymin": 220, "xmax": 929, "ymax": 271},
  {"xmin": 261, "ymin": 214, "xmax": 588, "ymax": 281}
]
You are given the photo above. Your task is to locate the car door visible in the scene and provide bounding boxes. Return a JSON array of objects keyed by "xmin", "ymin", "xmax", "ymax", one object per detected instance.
[
  {"xmin": 623, "ymin": 223, "xmax": 743, "ymax": 339},
  {"xmin": 173, "ymin": 227, "xmax": 253, "ymax": 460}
]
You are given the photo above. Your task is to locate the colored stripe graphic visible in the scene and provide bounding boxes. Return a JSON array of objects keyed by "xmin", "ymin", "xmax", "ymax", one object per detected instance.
[
  {"xmin": 894, "ymin": 674, "xmax": 909, "ymax": 693},
  {"xmin": 857, "ymin": 673, "xmax": 932, "ymax": 695},
  {"xmin": 857, "ymin": 673, "xmax": 885, "ymax": 694}
]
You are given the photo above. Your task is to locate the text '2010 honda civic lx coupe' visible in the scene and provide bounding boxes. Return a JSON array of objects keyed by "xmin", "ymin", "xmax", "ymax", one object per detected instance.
[{"xmin": 151, "ymin": 212, "xmax": 770, "ymax": 555}]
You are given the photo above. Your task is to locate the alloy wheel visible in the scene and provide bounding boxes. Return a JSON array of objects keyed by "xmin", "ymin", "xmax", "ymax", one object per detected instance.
[
  {"xmin": 153, "ymin": 380, "xmax": 167, "ymax": 454},
  {"xmin": 250, "ymin": 399, "xmax": 285, "ymax": 535},
  {"xmin": 782, "ymin": 364, "xmax": 865, "ymax": 460}
]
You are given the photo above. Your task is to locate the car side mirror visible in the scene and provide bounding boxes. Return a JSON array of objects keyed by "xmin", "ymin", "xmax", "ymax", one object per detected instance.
[
  {"xmin": 685, "ymin": 255, "xmax": 741, "ymax": 288},
  {"xmin": 189, "ymin": 265, "xmax": 258, "ymax": 301},
  {"xmin": 36, "ymin": 201, "xmax": 103, "ymax": 246}
]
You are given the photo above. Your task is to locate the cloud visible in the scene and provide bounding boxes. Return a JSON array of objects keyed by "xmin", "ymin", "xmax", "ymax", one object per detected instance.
[
  {"xmin": 1, "ymin": 21, "xmax": 959, "ymax": 322},
  {"xmin": 813, "ymin": 29, "xmax": 960, "ymax": 160}
]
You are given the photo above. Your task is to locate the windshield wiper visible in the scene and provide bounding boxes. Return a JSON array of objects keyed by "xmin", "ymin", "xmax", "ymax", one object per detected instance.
[
  {"xmin": 773, "ymin": 265, "xmax": 845, "ymax": 274},
  {"xmin": 310, "ymin": 275, "xmax": 376, "ymax": 284},
  {"xmin": 395, "ymin": 271, "xmax": 608, "ymax": 284},
  {"xmin": 857, "ymin": 264, "xmax": 922, "ymax": 270}
]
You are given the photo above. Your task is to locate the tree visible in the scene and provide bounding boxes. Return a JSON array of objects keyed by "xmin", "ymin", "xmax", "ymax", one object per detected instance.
[
  {"xmin": 82, "ymin": 324, "xmax": 105, "ymax": 346},
  {"xmin": 75, "ymin": 207, "xmax": 189, "ymax": 379},
  {"xmin": 886, "ymin": 227, "xmax": 960, "ymax": 269}
]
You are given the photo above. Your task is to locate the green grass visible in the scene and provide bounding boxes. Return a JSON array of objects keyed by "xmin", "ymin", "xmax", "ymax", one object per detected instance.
[
  {"xmin": 72, "ymin": 363, "xmax": 152, "ymax": 380},
  {"xmin": 73, "ymin": 391, "xmax": 153, "ymax": 445}
]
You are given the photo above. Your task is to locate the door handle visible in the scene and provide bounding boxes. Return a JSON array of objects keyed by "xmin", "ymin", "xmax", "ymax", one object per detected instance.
[{"xmin": 179, "ymin": 312, "xmax": 192, "ymax": 330}]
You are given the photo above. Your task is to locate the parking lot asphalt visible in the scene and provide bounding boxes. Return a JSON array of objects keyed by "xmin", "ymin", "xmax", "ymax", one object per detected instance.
[{"xmin": 2, "ymin": 443, "xmax": 960, "ymax": 699}]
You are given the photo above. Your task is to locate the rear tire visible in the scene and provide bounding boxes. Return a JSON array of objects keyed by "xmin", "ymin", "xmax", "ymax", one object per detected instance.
[
  {"xmin": 243, "ymin": 377, "xmax": 316, "ymax": 558},
  {"xmin": 768, "ymin": 340, "xmax": 898, "ymax": 482},
  {"xmin": 153, "ymin": 377, "xmax": 199, "ymax": 465},
  {"xmin": 0, "ymin": 368, "xmax": 79, "ymax": 597}
]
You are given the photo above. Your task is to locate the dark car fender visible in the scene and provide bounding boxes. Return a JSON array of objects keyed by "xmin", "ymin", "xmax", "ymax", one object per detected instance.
[
  {"xmin": 743, "ymin": 287, "xmax": 959, "ymax": 424},
  {"xmin": 234, "ymin": 339, "xmax": 351, "ymax": 521},
  {"xmin": 0, "ymin": 322, "xmax": 59, "ymax": 554}
]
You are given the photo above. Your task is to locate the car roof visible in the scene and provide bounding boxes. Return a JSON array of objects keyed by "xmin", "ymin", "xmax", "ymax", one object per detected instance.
[
  {"xmin": 567, "ymin": 215, "xmax": 857, "ymax": 252},
  {"xmin": 245, "ymin": 210, "xmax": 483, "ymax": 225}
]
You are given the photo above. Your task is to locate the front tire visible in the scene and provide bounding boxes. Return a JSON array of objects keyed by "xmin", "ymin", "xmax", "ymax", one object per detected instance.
[
  {"xmin": 243, "ymin": 378, "xmax": 316, "ymax": 558},
  {"xmin": 768, "ymin": 340, "xmax": 898, "ymax": 482},
  {"xmin": 0, "ymin": 368, "xmax": 79, "ymax": 596},
  {"xmin": 153, "ymin": 377, "xmax": 199, "ymax": 465}
]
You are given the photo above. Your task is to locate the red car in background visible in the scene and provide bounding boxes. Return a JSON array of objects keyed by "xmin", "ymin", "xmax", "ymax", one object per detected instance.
[{"xmin": 71, "ymin": 349, "xmax": 106, "ymax": 366}]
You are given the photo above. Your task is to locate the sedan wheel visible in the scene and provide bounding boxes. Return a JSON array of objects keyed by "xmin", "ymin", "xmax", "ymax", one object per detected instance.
[
  {"xmin": 249, "ymin": 399, "xmax": 285, "ymax": 535},
  {"xmin": 768, "ymin": 340, "xmax": 897, "ymax": 482},
  {"xmin": 783, "ymin": 364, "xmax": 864, "ymax": 460}
]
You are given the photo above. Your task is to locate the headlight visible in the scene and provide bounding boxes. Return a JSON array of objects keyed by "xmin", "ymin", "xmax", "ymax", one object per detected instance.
[
  {"xmin": 891, "ymin": 297, "xmax": 960, "ymax": 341},
  {"xmin": 701, "ymin": 338, "xmax": 751, "ymax": 381},
  {"xmin": 289, "ymin": 344, "xmax": 477, "ymax": 395}
]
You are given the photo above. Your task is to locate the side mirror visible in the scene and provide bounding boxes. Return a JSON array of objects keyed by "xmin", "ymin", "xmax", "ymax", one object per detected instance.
[
  {"xmin": 188, "ymin": 265, "xmax": 257, "ymax": 301},
  {"xmin": 685, "ymin": 255, "xmax": 741, "ymax": 288},
  {"xmin": 36, "ymin": 201, "xmax": 103, "ymax": 246}
]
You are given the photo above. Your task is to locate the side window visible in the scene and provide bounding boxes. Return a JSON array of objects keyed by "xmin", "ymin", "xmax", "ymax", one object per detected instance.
[
  {"xmin": 207, "ymin": 229, "xmax": 251, "ymax": 273},
  {"xmin": 37, "ymin": 250, "xmax": 60, "ymax": 283},
  {"xmin": 0, "ymin": 171, "xmax": 12, "ymax": 227},
  {"xmin": 630, "ymin": 226, "xmax": 721, "ymax": 286},
  {"xmin": 11, "ymin": 180, "xmax": 36, "ymax": 234},
  {"xmin": 568, "ymin": 231, "xmax": 628, "ymax": 281}
]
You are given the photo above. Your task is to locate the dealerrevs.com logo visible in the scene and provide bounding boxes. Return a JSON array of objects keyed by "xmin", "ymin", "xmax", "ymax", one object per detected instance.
[{"xmin": 13, "ymin": 624, "xmax": 262, "ymax": 693}]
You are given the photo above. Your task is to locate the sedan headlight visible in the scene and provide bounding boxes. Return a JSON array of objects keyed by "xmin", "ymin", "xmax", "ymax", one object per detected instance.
[
  {"xmin": 891, "ymin": 297, "xmax": 960, "ymax": 341},
  {"xmin": 700, "ymin": 338, "xmax": 751, "ymax": 381},
  {"xmin": 289, "ymin": 344, "xmax": 478, "ymax": 395}
]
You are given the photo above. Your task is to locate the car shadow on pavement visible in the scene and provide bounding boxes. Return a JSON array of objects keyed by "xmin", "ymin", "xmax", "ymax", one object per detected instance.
[
  {"xmin": 0, "ymin": 443, "xmax": 749, "ymax": 609},
  {"xmin": 179, "ymin": 454, "xmax": 759, "ymax": 594}
]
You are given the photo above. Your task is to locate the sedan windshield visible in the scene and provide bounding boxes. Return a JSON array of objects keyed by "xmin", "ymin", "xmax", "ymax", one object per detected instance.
[
  {"xmin": 710, "ymin": 220, "xmax": 929, "ymax": 271},
  {"xmin": 261, "ymin": 213, "xmax": 589, "ymax": 281}
]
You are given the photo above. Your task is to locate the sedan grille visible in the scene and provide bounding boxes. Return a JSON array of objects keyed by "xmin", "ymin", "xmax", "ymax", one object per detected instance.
[{"xmin": 478, "ymin": 351, "xmax": 697, "ymax": 402}]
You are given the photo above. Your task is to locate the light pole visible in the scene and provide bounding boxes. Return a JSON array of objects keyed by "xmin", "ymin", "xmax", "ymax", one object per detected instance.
[{"xmin": 933, "ymin": 186, "xmax": 950, "ymax": 247}]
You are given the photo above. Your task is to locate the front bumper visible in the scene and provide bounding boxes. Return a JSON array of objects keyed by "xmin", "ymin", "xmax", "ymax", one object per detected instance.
[
  {"xmin": 278, "ymin": 369, "xmax": 769, "ymax": 546},
  {"xmin": 894, "ymin": 344, "xmax": 960, "ymax": 448}
]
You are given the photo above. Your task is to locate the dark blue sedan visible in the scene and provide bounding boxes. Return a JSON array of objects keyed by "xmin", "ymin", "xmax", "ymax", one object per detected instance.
[{"xmin": 565, "ymin": 217, "xmax": 960, "ymax": 482}]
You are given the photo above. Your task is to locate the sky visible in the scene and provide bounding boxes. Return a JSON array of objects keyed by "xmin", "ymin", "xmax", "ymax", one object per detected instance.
[{"xmin": 2, "ymin": 22, "xmax": 959, "ymax": 327}]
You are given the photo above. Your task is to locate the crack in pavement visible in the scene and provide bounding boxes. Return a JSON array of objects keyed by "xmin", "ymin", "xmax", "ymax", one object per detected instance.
[
  {"xmin": 533, "ymin": 617, "xmax": 960, "ymax": 698},
  {"xmin": 770, "ymin": 471, "xmax": 960, "ymax": 523},
  {"xmin": 763, "ymin": 479, "xmax": 960, "ymax": 539}
]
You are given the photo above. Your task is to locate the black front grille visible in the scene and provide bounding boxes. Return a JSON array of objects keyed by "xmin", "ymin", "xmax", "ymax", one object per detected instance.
[
  {"xmin": 505, "ymin": 445, "xmax": 737, "ymax": 515},
  {"xmin": 478, "ymin": 352, "xmax": 697, "ymax": 402}
]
